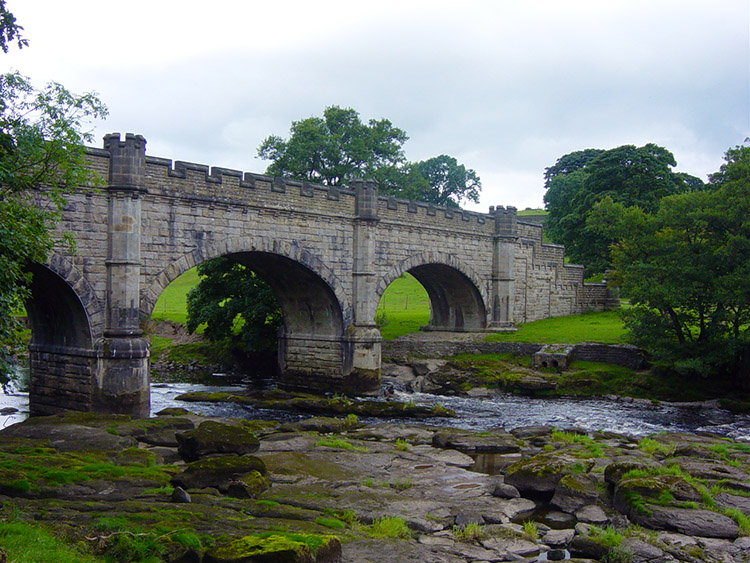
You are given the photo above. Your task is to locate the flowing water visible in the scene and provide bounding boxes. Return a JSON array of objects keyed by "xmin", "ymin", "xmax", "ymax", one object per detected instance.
[{"xmin": 2, "ymin": 378, "xmax": 749, "ymax": 440}]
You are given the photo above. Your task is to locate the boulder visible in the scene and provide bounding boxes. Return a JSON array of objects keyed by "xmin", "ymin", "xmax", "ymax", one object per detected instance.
[
  {"xmin": 491, "ymin": 482, "xmax": 520, "ymax": 499},
  {"xmin": 505, "ymin": 453, "xmax": 591, "ymax": 496},
  {"xmin": 575, "ymin": 504, "xmax": 608, "ymax": 525},
  {"xmin": 550, "ymin": 473, "xmax": 599, "ymax": 513},
  {"xmin": 176, "ymin": 420, "xmax": 260, "ymax": 462},
  {"xmin": 543, "ymin": 528, "xmax": 575, "ymax": 548},
  {"xmin": 432, "ymin": 429, "xmax": 521, "ymax": 454},
  {"xmin": 171, "ymin": 455, "xmax": 267, "ymax": 491},
  {"xmin": 629, "ymin": 505, "xmax": 739, "ymax": 539}
]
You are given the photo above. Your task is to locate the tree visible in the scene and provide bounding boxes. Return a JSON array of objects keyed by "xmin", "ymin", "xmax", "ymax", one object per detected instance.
[
  {"xmin": 543, "ymin": 144, "xmax": 703, "ymax": 274},
  {"xmin": 411, "ymin": 155, "xmax": 481, "ymax": 208},
  {"xmin": 588, "ymin": 143, "xmax": 750, "ymax": 385},
  {"xmin": 0, "ymin": 49, "xmax": 107, "ymax": 385},
  {"xmin": 186, "ymin": 257, "xmax": 282, "ymax": 354},
  {"xmin": 258, "ymin": 105, "xmax": 482, "ymax": 207},
  {"xmin": 258, "ymin": 106, "xmax": 408, "ymax": 187}
]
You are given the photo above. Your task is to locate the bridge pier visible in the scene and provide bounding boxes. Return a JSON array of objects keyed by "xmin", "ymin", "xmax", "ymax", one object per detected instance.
[
  {"xmin": 93, "ymin": 133, "xmax": 150, "ymax": 416},
  {"xmin": 346, "ymin": 179, "xmax": 382, "ymax": 389},
  {"xmin": 489, "ymin": 206, "xmax": 517, "ymax": 329}
]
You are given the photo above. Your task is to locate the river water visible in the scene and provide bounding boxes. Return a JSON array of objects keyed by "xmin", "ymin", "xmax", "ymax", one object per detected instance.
[{"xmin": 3, "ymin": 380, "xmax": 748, "ymax": 440}]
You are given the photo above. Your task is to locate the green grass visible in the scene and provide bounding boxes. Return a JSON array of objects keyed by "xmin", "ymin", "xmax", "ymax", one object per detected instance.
[
  {"xmin": 376, "ymin": 273, "xmax": 430, "ymax": 339},
  {"xmin": 485, "ymin": 309, "xmax": 626, "ymax": 344},
  {"xmin": 151, "ymin": 267, "xmax": 200, "ymax": 324},
  {"xmin": 517, "ymin": 208, "xmax": 548, "ymax": 216},
  {"xmin": 0, "ymin": 521, "xmax": 107, "ymax": 563}
]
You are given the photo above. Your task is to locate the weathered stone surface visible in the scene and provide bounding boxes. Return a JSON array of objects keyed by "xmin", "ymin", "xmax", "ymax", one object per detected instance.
[
  {"xmin": 176, "ymin": 420, "xmax": 261, "ymax": 461},
  {"xmin": 454, "ymin": 510, "xmax": 485, "ymax": 526},
  {"xmin": 171, "ymin": 486, "xmax": 191, "ymax": 503},
  {"xmin": 569, "ymin": 536, "xmax": 609, "ymax": 560},
  {"xmin": 171, "ymin": 455, "xmax": 267, "ymax": 491},
  {"xmin": 613, "ymin": 474, "xmax": 702, "ymax": 515},
  {"xmin": 628, "ymin": 505, "xmax": 739, "ymax": 539},
  {"xmin": 431, "ymin": 429, "xmax": 521, "ymax": 454},
  {"xmin": 0, "ymin": 421, "xmax": 137, "ymax": 452},
  {"xmin": 550, "ymin": 473, "xmax": 599, "ymax": 513},
  {"xmin": 505, "ymin": 453, "xmax": 589, "ymax": 495},
  {"xmin": 543, "ymin": 528, "xmax": 575, "ymax": 548},
  {"xmin": 714, "ymin": 491, "xmax": 750, "ymax": 515},
  {"xmin": 574, "ymin": 504, "xmax": 608, "ymax": 525},
  {"xmin": 620, "ymin": 537, "xmax": 666, "ymax": 563},
  {"xmin": 480, "ymin": 537, "xmax": 541, "ymax": 557},
  {"xmin": 667, "ymin": 457, "xmax": 750, "ymax": 482},
  {"xmin": 491, "ymin": 482, "xmax": 521, "ymax": 499}
]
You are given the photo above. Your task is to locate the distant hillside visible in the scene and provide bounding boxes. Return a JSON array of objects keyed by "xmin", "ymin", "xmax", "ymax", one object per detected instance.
[{"xmin": 517, "ymin": 208, "xmax": 548, "ymax": 227}]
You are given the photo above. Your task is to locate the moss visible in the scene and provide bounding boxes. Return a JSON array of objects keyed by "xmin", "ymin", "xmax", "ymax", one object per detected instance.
[{"xmin": 206, "ymin": 532, "xmax": 339, "ymax": 562}]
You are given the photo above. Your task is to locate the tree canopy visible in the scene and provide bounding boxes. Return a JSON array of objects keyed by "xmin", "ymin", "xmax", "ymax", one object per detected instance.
[
  {"xmin": 588, "ymin": 143, "xmax": 750, "ymax": 385},
  {"xmin": 0, "ymin": 9, "xmax": 107, "ymax": 386},
  {"xmin": 258, "ymin": 105, "xmax": 481, "ymax": 208},
  {"xmin": 543, "ymin": 144, "xmax": 703, "ymax": 274},
  {"xmin": 186, "ymin": 257, "xmax": 282, "ymax": 354}
]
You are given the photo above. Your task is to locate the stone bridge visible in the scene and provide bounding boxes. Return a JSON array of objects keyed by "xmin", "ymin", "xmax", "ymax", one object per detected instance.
[{"xmin": 26, "ymin": 133, "xmax": 616, "ymax": 416}]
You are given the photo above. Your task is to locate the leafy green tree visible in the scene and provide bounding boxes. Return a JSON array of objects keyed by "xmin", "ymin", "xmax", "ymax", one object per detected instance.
[
  {"xmin": 0, "ymin": 5, "xmax": 107, "ymax": 387},
  {"xmin": 588, "ymin": 143, "xmax": 750, "ymax": 385},
  {"xmin": 186, "ymin": 257, "xmax": 282, "ymax": 354},
  {"xmin": 411, "ymin": 155, "xmax": 481, "ymax": 208},
  {"xmin": 258, "ymin": 105, "xmax": 482, "ymax": 207},
  {"xmin": 258, "ymin": 105, "xmax": 408, "ymax": 187},
  {"xmin": 544, "ymin": 144, "xmax": 703, "ymax": 274}
]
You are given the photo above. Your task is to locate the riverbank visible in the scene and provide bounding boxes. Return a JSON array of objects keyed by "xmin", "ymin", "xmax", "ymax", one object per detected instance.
[{"xmin": 0, "ymin": 410, "xmax": 748, "ymax": 562}]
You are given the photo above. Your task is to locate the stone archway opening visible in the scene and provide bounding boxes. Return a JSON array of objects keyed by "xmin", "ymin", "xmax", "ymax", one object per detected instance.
[
  {"xmin": 149, "ymin": 251, "xmax": 348, "ymax": 391},
  {"xmin": 375, "ymin": 273, "xmax": 430, "ymax": 340},
  {"xmin": 24, "ymin": 264, "xmax": 96, "ymax": 415},
  {"xmin": 408, "ymin": 263, "xmax": 487, "ymax": 332}
]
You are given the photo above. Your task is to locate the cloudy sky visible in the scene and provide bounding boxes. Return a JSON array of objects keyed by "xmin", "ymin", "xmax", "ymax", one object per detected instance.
[{"xmin": 4, "ymin": 0, "xmax": 748, "ymax": 211}]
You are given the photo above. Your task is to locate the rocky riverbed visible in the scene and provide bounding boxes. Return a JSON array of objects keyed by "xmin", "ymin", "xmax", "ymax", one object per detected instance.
[{"xmin": 0, "ymin": 409, "xmax": 748, "ymax": 562}]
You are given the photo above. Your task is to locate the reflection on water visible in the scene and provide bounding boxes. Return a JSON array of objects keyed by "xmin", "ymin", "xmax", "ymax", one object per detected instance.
[{"xmin": 2, "ymin": 380, "xmax": 749, "ymax": 440}]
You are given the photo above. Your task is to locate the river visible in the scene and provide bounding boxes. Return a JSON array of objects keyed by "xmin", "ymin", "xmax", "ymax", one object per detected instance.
[{"xmin": 3, "ymin": 380, "xmax": 748, "ymax": 440}]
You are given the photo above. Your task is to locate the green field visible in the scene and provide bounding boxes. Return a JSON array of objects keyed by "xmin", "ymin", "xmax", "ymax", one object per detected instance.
[
  {"xmin": 151, "ymin": 267, "xmax": 200, "ymax": 324},
  {"xmin": 375, "ymin": 273, "xmax": 430, "ymax": 339},
  {"xmin": 151, "ymin": 267, "xmax": 624, "ymax": 343}
]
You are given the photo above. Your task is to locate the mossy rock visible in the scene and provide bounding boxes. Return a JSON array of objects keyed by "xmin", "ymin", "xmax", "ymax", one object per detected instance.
[
  {"xmin": 613, "ymin": 474, "xmax": 701, "ymax": 517},
  {"xmin": 278, "ymin": 416, "xmax": 363, "ymax": 434},
  {"xmin": 204, "ymin": 533, "xmax": 341, "ymax": 563},
  {"xmin": 603, "ymin": 460, "xmax": 651, "ymax": 486},
  {"xmin": 505, "ymin": 453, "xmax": 593, "ymax": 495},
  {"xmin": 550, "ymin": 473, "xmax": 599, "ymax": 513},
  {"xmin": 177, "ymin": 421, "xmax": 260, "ymax": 462},
  {"xmin": 172, "ymin": 455, "xmax": 267, "ymax": 490},
  {"xmin": 225, "ymin": 470, "xmax": 270, "ymax": 499}
]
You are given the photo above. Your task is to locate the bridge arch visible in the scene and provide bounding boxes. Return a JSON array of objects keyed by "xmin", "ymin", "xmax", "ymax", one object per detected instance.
[
  {"xmin": 142, "ymin": 236, "xmax": 353, "ymax": 387},
  {"xmin": 26, "ymin": 254, "xmax": 100, "ymax": 414},
  {"xmin": 377, "ymin": 252, "xmax": 489, "ymax": 332},
  {"xmin": 141, "ymin": 236, "xmax": 351, "ymax": 326}
]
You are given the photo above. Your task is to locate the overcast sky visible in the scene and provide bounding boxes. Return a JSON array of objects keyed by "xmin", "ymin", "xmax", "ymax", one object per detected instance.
[{"xmin": 4, "ymin": 0, "xmax": 749, "ymax": 211}]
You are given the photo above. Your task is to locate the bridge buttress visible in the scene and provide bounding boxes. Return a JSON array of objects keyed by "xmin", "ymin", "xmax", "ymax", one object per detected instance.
[
  {"xmin": 346, "ymin": 179, "xmax": 382, "ymax": 390},
  {"xmin": 93, "ymin": 133, "xmax": 150, "ymax": 416},
  {"xmin": 489, "ymin": 205, "xmax": 517, "ymax": 329}
]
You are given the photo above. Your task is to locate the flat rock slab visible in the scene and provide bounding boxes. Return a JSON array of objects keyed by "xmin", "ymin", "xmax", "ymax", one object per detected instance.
[{"xmin": 631, "ymin": 505, "xmax": 739, "ymax": 539}]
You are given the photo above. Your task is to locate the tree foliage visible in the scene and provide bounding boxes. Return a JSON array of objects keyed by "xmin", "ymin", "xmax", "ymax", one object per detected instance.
[
  {"xmin": 186, "ymin": 257, "xmax": 282, "ymax": 353},
  {"xmin": 543, "ymin": 144, "xmax": 703, "ymax": 274},
  {"xmin": 258, "ymin": 106, "xmax": 408, "ymax": 187},
  {"xmin": 0, "ymin": 0, "xmax": 26, "ymax": 53},
  {"xmin": 588, "ymin": 143, "xmax": 750, "ymax": 384},
  {"xmin": 258, "ymin": 105, "xmax": 481, "ymax": 208},
  {"xmin": 0, "ymin": 21, "xmax": 107, "ymax": 386}
]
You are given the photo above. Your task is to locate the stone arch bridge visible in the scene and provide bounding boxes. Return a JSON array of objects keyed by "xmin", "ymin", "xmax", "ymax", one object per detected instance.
[{"xmin": 27, "ymin": 133, "xmax": 615, "ymax": 416}]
